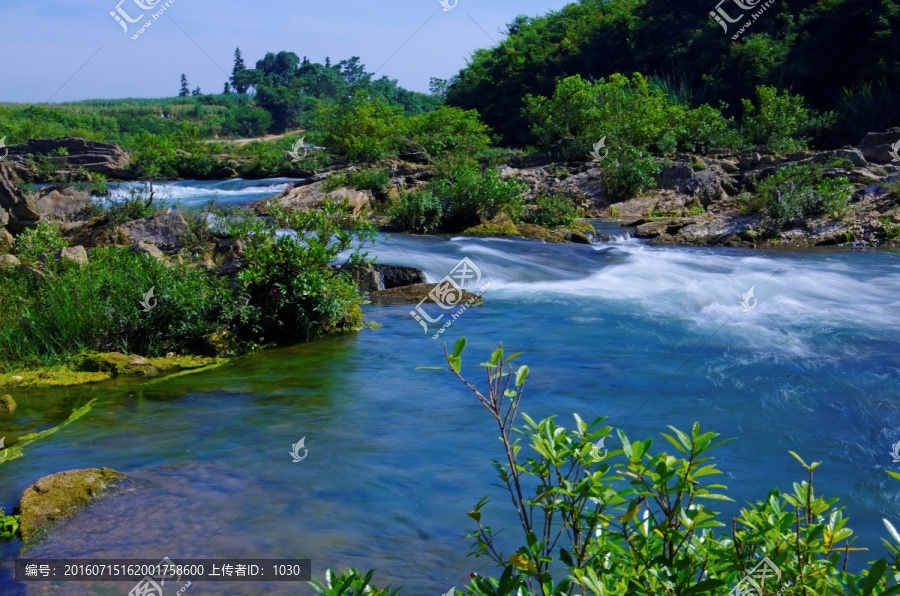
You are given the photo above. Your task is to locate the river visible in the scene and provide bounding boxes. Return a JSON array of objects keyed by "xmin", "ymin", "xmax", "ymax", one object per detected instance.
[{"xmin": 1, "ymin": 179, "xmax": 899, "ymax": 594}]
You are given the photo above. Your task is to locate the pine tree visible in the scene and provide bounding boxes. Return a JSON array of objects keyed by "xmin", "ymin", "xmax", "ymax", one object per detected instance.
[
  {"xmin": 231, "ymin": 47, "xmax": 248, "ymax": 93},
  {"xmin": 179, "ymin": 74, "xmax": 190, "ymax": 97},
  {"xmin": 223, "ymin": 81, "xmax": 232, "ymax": 94},
  {"xmin": 191, "ymin": 87, "xmax": 201, "ymax": 97}
]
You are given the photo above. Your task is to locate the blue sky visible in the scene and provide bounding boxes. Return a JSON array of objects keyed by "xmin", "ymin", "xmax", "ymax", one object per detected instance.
[{"xmin": 0, "ymin": 0, "xmax": 573, "ymax": 103}]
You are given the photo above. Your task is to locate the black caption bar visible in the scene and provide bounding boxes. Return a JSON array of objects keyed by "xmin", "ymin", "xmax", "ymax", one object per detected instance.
[{"xmin": 15, "ymin": 559, "xmax": 311, "ymax": 581}]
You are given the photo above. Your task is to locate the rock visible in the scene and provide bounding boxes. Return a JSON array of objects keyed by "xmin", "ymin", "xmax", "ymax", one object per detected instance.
[
  {"xmin": 14, "ymin": 468, "xmax": 125, "ymax": 543},
  {"xmin": 0, "ymin": 228, "xmax": 13, "ymax": 254},
  {"xmin": 35, "ymin": 187, "xmax": 93, "ymax": 220},
  {"xmin": 370, "ymin": 282, "xmax": 483, "ymax": 306},
  {"xmin": 0, "ymin": 162, "xmax": 40, "ymax": 233},
  {"xmin": 858, "ymin": 128, "xmax": 900, "ymax": 164},
  {"xmin": 337, "ymin": 263, "xmax": 382, "ymax": 294},
  {"xmin": 0, "ymin": 254, "xmax": 20, "ymax": 268},
  {"xmin": 119, "ymin": 209, "xmax": 189, "ymax": 250},
  {"xmin": 272, "ymin": 181, "xmax": 372, "ymax": 216},
  {"xmin": 657, "ymin": 162, "xmax": 694, "ymax": 190},
  {"xmin": 634, "ymin": 219, "xmax": 688, "ymax": 239},
  {"xmin": 0, "ymin": 394, "xmax": 15, "ymax": 414},
  {"xmin": 682, "ymin": 170, "xmax": 731, "ymax": 206},
  {"xmin": 5, "ymin": 138, "xmax": 131, "ymax": 179},
  {"xmin": 54, "ymin": 245, "xmax": 89, "ymax": 266},
  {"xmin": 373, "ymin": 264, "xmax": 427, "ymax": 289},
  {"xmin": 129, "ymin": 240, "xmax": 166, "ymax": 261},
  {"xmin": 214, "ymin": 237, "xmax": 245, "ymax": 261},
  {"xmin": 71, "ymin": 352, "xmax": 163, "ymax": 376},
  {"xmin": 324, "ymin": 188, "xmax": 371, "ymax": 216}
]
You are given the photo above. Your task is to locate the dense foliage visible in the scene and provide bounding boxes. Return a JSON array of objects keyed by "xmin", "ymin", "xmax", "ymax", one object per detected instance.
[
  {"xmin": 312, "ymin": 340, "xmax": 900, "ymax": 595},
  {"xmin": 446, "ymin": 0, "xmax": 900, "ymax": 147}
]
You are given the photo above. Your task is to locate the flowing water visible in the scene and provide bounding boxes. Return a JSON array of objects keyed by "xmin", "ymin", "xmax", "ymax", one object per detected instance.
[{"xmin": 1, "ymin": 181, "xmax": 899, "ymax": 594}]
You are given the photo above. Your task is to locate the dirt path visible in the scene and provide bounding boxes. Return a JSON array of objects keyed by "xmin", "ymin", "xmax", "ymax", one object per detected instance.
[{"xmin": 204, "ymin": 129, "xmax": 305, "ymax": 145}]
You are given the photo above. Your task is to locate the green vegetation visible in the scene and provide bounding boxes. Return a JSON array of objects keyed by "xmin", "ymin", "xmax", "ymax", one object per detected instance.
[
  {"xmin": 755, "ymin": 164, "xmax": 854, "ymax": 229},
  {"xmin": 0, "ymin": 200, "xmax": 372, "ymax": 369},
  {"xmin": 389, "ymin": 189, "xmax": 444, "ymax": 234},
  {"xmin": 0, "ymin": 511, "xmax": 18, "ymax": 540},
  {"xmin": 312, "ymin": 340, "xmax": 900, "ymax": 595},
  {"xmin": 523, "ymin": 195, "xmax": 580, "ymax": 227},
  {"xmin": 429, "ymin": 164, "xmax": 527, "ymax": 232}
]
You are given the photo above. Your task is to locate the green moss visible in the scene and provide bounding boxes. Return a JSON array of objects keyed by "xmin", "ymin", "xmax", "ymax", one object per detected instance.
[
  {"xmin": 337, "ymin": 304, "xmax": 364, "ymax": 332},
  {"xmin": 71, "ymin": 351, "xmax": 222, "ymax": 377},
  {"xmin": 1, "ymin": 399, "xmax": 98, "ymax": 467},
  {"xmin": 463, "ymin": 213, "xmax": 520, "ymax": 237}
]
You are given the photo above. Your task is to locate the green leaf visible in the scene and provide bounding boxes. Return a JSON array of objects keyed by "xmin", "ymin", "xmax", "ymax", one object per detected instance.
[
  {"xmin": 788, "ymin": 451, "xmax": 810, "ymax": 469},
  {"xmin": 515, "ymin": 365, "xmax": 529, "ymax": 387},
  {"xmin": 862, "ymin": 558, "xmax": 887, "ymax": 596},
  {"xmin": 452, "ymin": 337, "xmax": 466, "ymax": 358}
]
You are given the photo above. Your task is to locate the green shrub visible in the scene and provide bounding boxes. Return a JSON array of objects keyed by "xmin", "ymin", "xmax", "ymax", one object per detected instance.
[
  {"xmin": 324, "ymin": 169, "xmax": 391, "ymax": 194},
  {"xmin": 0, "ymin": 510, "xmax": 18, "ymax": 540},
  {"xmin": 104, "ymin": 182, "xmax": 165, "ymax": 225},
  {"xmin": 14, "ymin": 223, "xmax": 68, "ymax": 265},
  {"xmin": 524, "ymin": 195, "xmax": 579, "ymax": 227},
  {"xmin": 741, "ymin": 86, "xmax": 835, "ymax": 153},
  {"xmin": 430, "ymin": 163, "xmax": 526, "ymax": 231},
  {"xmin": 402, "ymin": 106, "xmax": 492, "ymax": 162},
  {"xmin": 235, "ymin": 199, "xmax": 374, "ymax": 345},
  {"xmin": 601, "ymin": 147, "xmax": 661, "ymax": 202},
  {"xmin": 317, "ymin": 92, "xmax": 405, "ymax": 162},
  {"xmin": 756, "ymin": 164, "xmax": 854, "ymax": 229},
  {"xmin": 389, "ymin": 189, "xmax": 443, "ymax": 233}
]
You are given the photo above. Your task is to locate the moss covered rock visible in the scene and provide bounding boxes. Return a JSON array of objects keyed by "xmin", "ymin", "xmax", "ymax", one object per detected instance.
[
  {"xmin": 463, "ymin": 213, "xmax": 593, "ymax": 244},
  {"xmin": 71, "ymin": 351, "xmax": 220, "ymax": 377},
  {"xmin": 15, "ymin": 468, "xmax": 124, "ymax": 543},
  {"xmin": 0, "ymin": 394, "xmax": 15, "ymax": 414}
]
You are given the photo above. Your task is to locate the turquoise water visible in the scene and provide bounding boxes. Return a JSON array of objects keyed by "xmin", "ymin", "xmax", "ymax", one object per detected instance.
[{"xmin": 1, "ymin": 224, "xmax": 900, "ymax": 594}]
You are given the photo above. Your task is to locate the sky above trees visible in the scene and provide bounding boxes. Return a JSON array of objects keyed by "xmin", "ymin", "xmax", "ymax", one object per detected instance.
[{"xmin": 0, "ymin": 0, "xmax": 570, "ymax": 103}]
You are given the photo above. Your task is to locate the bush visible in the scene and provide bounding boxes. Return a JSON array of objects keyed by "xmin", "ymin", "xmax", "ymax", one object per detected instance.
[
  {"xmin": 389, "ymin": 189, "xmax": 443, "ymax": 234},
  {"xmin": 756, "ymin": 164, "xmax": 854, "ymax": 229},
  {"xmin": 14, "ymin": 223, "xmax": 68, "ymax": 265},
  {"xmin": 430, "ymin": 163, "xmax": 527, "ymax": 231},
  {"xmin": 601, "ymin": 147, "xmax": 661, "ymax": 202},
  {"xmin": 103, "ymin": 182, "xmax": 165, "ymax": 225},
  {"xmin": 741, "ymin": 86, "xmax": 835, "ymax": 153},
  {"xmin": 235, "ymin": 199, "xmax": 375, "ymax": 344},
  {"xmin": 317, "ymin": 92, "xmax": 405, "ymax": 162},
  {"xmin": 323, "ymin": 168, "xmax": 391, "ymax": 194},
  {"xmin": 401, "ymin": 106, "xmax": 492, "ymax": 162},
  {"xmin": 523, "ymin": 195, "xmax": 579, "ymax": 227},
  {"xmin": 314, "ymin": 340, "xmax": 900, "ymax": 595}
]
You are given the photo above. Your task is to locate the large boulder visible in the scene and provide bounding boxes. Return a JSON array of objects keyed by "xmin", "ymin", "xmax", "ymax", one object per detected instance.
[
  {"xmin": 55, "ymin": 245, "xmax": 89, "ymax": 266},
  {"xmin": 14, "ymin": 468, "xmax": 124, "ymax": 543},
  {"xmin": 5, "ymin": 138, "xmax": 131, "ymax": 178},
  {"xmin": 272, "ymin": 181, "xmax": 372, "ymax": 216},
  {"xmin": 0, "ymin": 163, "xmax": 40, "ymax": 233},
  {"xmin": 35, "ymin": 187, "xmax": 93, "ymax": 220},
  {"xmin": 858, "ymin": 128, "xmax": 900, "ymax": 164},
  {"xmin": 119, "ymin": 209, "xmax": 189, "ymax": 250},
  {"xmin": 374, "ymin": 264, "xmax": 427, "ymax": 289}
]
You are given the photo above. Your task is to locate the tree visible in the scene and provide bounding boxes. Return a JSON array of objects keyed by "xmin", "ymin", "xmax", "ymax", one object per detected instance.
[
  {"xmin": 223, "ymin": 81, "xmax": 232, "ymax": 94},
  {"xmin": 191, "ymin": 87, "xmax": 201, "ymax": 97},
  {"xmin": 178, "ymin": 74, "xmax": 190, "ymax": 97},
  {"xmin": 231, "ymin": 47, "xmax": 248, "ymax": 93}
]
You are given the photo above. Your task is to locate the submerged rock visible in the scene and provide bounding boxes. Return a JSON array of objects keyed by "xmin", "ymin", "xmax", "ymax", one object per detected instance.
[{"xmin": 15, "ymin": 467, "xmax": 125, "ymax": 543}]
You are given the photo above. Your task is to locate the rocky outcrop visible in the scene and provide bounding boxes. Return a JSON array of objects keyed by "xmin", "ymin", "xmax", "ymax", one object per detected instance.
[
  {"xmin": 14, "ymin": 468, "xmax": 125, "ymax": 543},
  {"xmin": 119, "ymin": 209, "xmax": 189, "ymax": 250},
  {"xmin": 0, "ymin": 163, "xmax": 40, "ymax": 233},
  {"xmin": 35, "ymin": 187, "xmax": 93, "ymax": 221},
  {"xmin": 337, "ymin": 263, "xmax": 428, "ymax": 295},
  {"xmin": 858, "ymin": 128, "xmax": 900, "ymax": 164},
  {"xmin": 370, "ymin": 282, "xmax": 482, "ymax": 305},
  {"xmin": 5, "ymin": 138, "xmax": 131, "ymax": 179},
  {"xmin": 130, "ymin": 240, "xmax": 166, "ymax": 261},
  {"xmin": 270, "ymin": 180, "xmax": 372, "ymax": 216}
]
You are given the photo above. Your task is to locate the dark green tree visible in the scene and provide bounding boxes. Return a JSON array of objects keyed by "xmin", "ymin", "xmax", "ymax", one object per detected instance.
[
  {"xmin": 231, "ymin": 47, "xmax": 248, "ymax": 93},
  {"xmin": 178, "ymin": 74, "xmax": 190, "ymax": 97}
]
